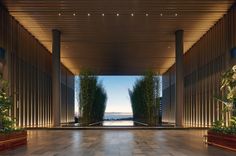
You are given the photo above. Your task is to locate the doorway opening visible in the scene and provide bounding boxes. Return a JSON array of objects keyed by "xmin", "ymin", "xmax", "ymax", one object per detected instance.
[
  {"xmin": 74, "ymin": 75, "xmax": 162, "ymax": 127},
  {"xmin": 100, "ymin": 76, "xmax": 140, "ymax": 126}
]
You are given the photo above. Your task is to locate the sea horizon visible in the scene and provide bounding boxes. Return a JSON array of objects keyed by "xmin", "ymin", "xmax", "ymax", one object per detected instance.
[{"xmin": 104, "ymin": 112, "xmax": 133, "ymax": 120}]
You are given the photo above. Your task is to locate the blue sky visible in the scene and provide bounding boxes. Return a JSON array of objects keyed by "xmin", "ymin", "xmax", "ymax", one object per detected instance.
[{"xmin": 99, "ymin": 76, "xmax": 141, "ymax": 113}]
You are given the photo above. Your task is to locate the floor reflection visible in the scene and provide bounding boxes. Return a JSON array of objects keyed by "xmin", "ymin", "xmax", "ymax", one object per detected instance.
[{"xmin": 0, "ymin": 130, "xmax": 235, "ymax": 156}]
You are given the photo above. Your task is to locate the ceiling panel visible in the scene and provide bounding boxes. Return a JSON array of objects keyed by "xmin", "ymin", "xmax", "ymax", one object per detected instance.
[{"xmin": 2, "ymin": 0, "xmax": 235, "ymax": 75}]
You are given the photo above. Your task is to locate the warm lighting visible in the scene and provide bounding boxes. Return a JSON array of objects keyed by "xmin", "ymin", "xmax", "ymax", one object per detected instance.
[
  {"xmin": 175, "ymin": 13, "xmax": 178, "ymax": 16},
  {"xmin": 131, "ymin": 13, "xmax": 134, "ymax": 16},
  {"xmin": 73, "ymin": 13, "xmax": 76, "ymax": 16},
  {"xmin": 102, "ymin": 13, "xmax": 105, "ymax": 16},
  {"xmin": 168, "ymin": 46, "xmax": 171, "ymax": 49},
  {"xmin": 160, "ymin": 13, "xmax": 163, "ymax": 16},
  {"xmin": 146, "ymin": 13, "xmax": 149, "ymax": 16},
  {"xmin": 116, "ymin": 13, "xmax": 119, "ymax": 16},
  {"xmin": 88, "ymin": 13, "xmax": 90, "ymax": 16},
  {"xmin": 58, "ymin": 13, "xmax": 61, "ymax": 16}
]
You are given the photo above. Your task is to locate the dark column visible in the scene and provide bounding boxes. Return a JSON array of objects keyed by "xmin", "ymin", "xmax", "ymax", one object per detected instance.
[
  {"xmin": 52, "ymin": 29, "xmax": 61, "ymax": 127},
  {"xmin": 175, "ymin": 30, "xmax": 184, "ymax": 127}
]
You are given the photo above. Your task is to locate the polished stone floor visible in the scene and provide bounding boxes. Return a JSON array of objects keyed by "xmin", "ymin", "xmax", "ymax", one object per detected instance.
[{"xmin": 0, "ymin": 130, "xmax": 235, "ymax": 156}]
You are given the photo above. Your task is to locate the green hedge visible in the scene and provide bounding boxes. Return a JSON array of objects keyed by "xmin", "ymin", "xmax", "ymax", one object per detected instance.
[
  {"xmin": 79, "ymin": 71, "xmax": 107, "ymax": 125},
  {"xmin": 129, "ymin": 72, "xmax": 160, "ymax": 126}
]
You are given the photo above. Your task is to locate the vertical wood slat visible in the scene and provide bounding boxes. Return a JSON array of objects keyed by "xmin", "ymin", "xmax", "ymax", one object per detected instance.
[
  {"xmin": 162, "ymin": 4, "xmax": 236, "ymax": 127},
  {"xmin": 0, "ymin": 6, "xmax": 75, "ymax": 127}
]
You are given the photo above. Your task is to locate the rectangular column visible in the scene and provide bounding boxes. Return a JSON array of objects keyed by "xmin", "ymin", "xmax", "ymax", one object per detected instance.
[
  {"xmin": 52, "ymin": 29, "xmax": 61, "ymax": 127},
  {"xmin": 175, "ymin": 30, "xmax": 184, "ymax": 127}
]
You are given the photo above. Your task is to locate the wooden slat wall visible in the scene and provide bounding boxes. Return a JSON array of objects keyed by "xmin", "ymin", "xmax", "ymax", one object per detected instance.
[
  {"xmin": 61, "ymin": 65, "xmax": 75, "ymax": 124},
  {"xmin": 162, "ymin": 4, "xmax": 236, "ymax": 127},
  {"xmin": 0, "ymin": 5, "xmax": 75, "ymax": 127},
  {"xmin": 162, "ymin": 65, "xmax": 176, "ymax": 124}
]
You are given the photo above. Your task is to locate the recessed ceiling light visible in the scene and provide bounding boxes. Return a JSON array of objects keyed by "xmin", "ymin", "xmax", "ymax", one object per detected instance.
[
  {"xmin": 160, "ymin": 13, "xmax": 163, "ymax": 16},
  {"xmin": 146, "ymin": 13, "xmax": 149, "ymax": 16},
  {"xmin": 58, "ymin": 13, "xmax": 61, "ymax": 16},
  {"xmin": 116, "ymin": 13, "xmax": 119, "ymax": 16},
  {"xmin": 175, "ymin": 13, "xmax": 178, "ymax": 16},
  {"xmin": 73, "ymin": 13, "xmax": 76, "ymax": 16},
  {"xmin": 131, "ymin": 13, "xmax": 134, "ymax": 16},
  {"xmin": 102, "ymin": 13, "xmax": 105, "ymax": 16},
  {"xmin": 88, "ymin": 13, "xmax": 90, "ymax": 16}
]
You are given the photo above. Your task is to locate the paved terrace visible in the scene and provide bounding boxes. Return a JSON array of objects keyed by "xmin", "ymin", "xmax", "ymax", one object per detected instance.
[{"xmin": 0, "ymin": 130, "xmax": 235, "ymax": 156}]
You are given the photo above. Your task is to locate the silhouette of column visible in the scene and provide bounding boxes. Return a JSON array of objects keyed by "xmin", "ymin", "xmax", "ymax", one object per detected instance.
[
  {"xmin": 175, "ymin": 29, "xmax": 184, "ymax": 127},
  {"xmin": 52, "ymin": 29, "xmax": 61, "ymax": 127}
]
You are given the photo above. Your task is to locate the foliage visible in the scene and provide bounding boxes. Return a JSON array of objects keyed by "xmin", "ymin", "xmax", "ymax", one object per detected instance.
[
  {"xmin": 129, "ymin": 71, "xmax": 161, "ymax": 126},
  {"xmin": 211, "ymin": 119, "xmax": 236, "ymax": 135},
  {"xmin": 211, "ymin": 120, "xmax": 224, "ymax": 133},
  {"xmin": 0, "ymin": 75, "xmax": 20, "ymax": 133},
  {"xmin": 92, "ymin": 83, "xmax": 107, "ymax": 122},
  {"xmin": 79, "ymin": 70, "xmax": 107, "ymax": 125},
  {"xmin": 221, "ymin": 65, "xmax": 236, "ymax": 101},
  {"xmin": 215, "ymin": 65, "xmax": 236, "ymax": 113},
  {"xmin": 211, "ymin": 65, "xmax": 236, "ymax": 135},
  {"xmin": 231, "ymin": 116, "xmax": 236, "ymax": 128}
]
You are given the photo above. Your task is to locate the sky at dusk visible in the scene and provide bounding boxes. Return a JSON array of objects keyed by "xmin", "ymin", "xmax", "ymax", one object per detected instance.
[{"xmin": 99, "ymin": 76, "xmax": 141, "ymax": 113}]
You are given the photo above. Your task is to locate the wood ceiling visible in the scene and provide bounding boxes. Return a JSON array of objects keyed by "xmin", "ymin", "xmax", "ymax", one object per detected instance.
[{"xmin": 1, "ymin": 0, "xmax": 235, "ymax": 75}]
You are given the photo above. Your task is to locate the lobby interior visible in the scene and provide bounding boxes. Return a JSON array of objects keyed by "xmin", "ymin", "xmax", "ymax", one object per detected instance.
[{"xmin": 0, "ymin": 0, "xmax": 236, "ymax": 155}]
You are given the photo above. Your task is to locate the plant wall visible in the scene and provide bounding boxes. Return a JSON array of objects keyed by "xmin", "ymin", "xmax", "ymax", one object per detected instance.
[
  {"xmin": 211, "ymin": 65, "xmax": 236, "ymax": 134},
  {"xmin": 79, "ymin": 71, "xmax": 107, "ymax": 125},
  {"xmin": 129, "ymin": 72, "xmax": 161, "ymax": 126},
  {"xmin": 0, "ymin": 75, "xmax": 20, "ymax": 132}
]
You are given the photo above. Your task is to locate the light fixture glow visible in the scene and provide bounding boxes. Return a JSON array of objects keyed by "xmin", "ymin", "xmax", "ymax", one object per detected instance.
[
  {"xmin": 88, "ymin": 13, "xmax": 90, "ymax": 16},
  {"xmin": 131, "ymin": 13, "xmax": 134, "ymax": 16},
  {"xmin": 160, "ymin": 13, "xmax": 163, "ymax": 16},
  {"xmin": 175, "ymin": 13, "xmax": 178, "ymax": 16},
  {"xmin": 58, "ymin": 13, "xmax": 61, "ymax": 16},
  {"xmin": 73, "ymin": 13, "xmax": 76, "ymax": 16},
  {"xmin": 116, "ymin": 13, "xmax": 119, "ymax": 16},
  {"xmin": 102, "ymin": 13, "xmax": 105, "ymax": 16},
  {"xmin": 146, "ymin": 13, "xmax": 149, "ymax": 16}
]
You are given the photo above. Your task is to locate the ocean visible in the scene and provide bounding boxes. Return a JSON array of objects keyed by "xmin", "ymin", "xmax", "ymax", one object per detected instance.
[{"xmin": 104, "ymin": 112, "xmax": 133, "ymax": 120}]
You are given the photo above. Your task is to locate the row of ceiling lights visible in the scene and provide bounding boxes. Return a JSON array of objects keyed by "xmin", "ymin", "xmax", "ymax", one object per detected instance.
[
  {"xmin": 58, "ymin": 12, "xmax": 176, "ymax": 50},
  {"xmin": 58, "ymin": 13, "xmax": 178, "ymax": 17}
]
